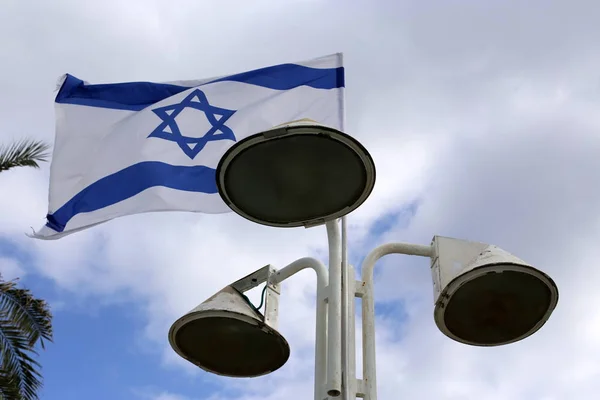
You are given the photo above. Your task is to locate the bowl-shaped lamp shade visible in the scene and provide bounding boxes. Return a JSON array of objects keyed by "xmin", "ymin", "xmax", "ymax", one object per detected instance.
[
  {"xmin": 216, "ymin": 122, "xmax": 376, "ymax": 227},
  {"xmin": 434, "ymin": 264, "xmax": 559, "ymax": 346},
  {"xmin": 169, "ymin": 286, "xmax": 290, "ymax": 377}
]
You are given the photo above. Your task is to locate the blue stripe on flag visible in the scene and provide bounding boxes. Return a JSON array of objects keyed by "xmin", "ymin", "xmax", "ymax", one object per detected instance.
[
  {"xmin": 56, "ymin": 75, "xmax": 189, "ymax": 112},
  {"xmin": 45, "ymin": 162, "xmax": 218, "ymax": 233},
  {"xmin": 56, "ymin": 63, "xmax": 345, "ymax": 111}
]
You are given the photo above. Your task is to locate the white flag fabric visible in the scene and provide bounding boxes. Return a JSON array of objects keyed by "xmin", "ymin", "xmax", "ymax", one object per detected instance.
[{"xmin": 33, "ymin": 53, "xmax": 345, "ymax": 239}]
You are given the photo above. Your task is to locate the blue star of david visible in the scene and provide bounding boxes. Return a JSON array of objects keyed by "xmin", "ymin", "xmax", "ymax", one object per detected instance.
[{"xmin": 148, "ymin": 89, "xmax": 237, "ymax": 159}]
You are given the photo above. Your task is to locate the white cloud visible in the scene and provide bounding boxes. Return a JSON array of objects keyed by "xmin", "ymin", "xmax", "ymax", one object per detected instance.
[
  {"xmin": 2, "ymin": 0, "xmax": 600, "ymax": 399},
  {"xmin": 153, "ymin": 393, "xmax": 190, "ymax": 400},
  {"xmin": 134, "ymin": 387, "xmax": 197, "ymax": 400},
  {"xmin": 0, "ymin": 256, "xmax": 25, "ymax": 281}
]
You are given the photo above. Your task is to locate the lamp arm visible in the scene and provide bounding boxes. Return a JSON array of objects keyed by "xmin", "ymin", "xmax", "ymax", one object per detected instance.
[
  {"xmin": 359, "ymin": 242, "xmax": 434, "ymax": 400},
  {"xmin": 272, "ymin": 256, "xmax": 330, "ymax": 400}
]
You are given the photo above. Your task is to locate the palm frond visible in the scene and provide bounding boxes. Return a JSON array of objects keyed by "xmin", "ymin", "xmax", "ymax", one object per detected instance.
[
  {"xmin": 0, "ymin": 371, "xmax": 24, "ymax": 400},
  {"xmin": 0, "ymin": 277, "xmax": 52, "ymax": 400},
  {"xmin": 0, "ymin": 321, "xmax": 43, "ymax": 400},
  {"xmin": 0, "ymin": 140, "xmax": 51, "ymax": 173},
  {"xmin": 0, "ymin": 280, "xmax": 53, "ymax": 348}
]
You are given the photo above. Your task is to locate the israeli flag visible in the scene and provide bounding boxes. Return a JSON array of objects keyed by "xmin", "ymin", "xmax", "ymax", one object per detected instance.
[{"xmin": 33, "ymin": 53, "xmax": 345, "ymax": 239}]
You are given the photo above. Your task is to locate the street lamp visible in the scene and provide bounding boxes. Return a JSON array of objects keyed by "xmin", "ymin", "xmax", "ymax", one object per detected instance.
[
  {"xmin": 168, "ymin": 267, "xmax": 290, "ymax": 377},
  {"xmin": 430, "ymin": 236, "xmax": 559, "ymax": 347},
  {"xmin": 169, "ymin": 122, "xmax": 559, "ymax": 400},
  {"xmin": 215, "ymin": 119, "xmax": 376, "ymax": 228},
  {"xmin": 358, "ymin": 237, "xmax": 559, "ymax": 399},
  {"xmin": 169, "ymin": 258, "xmax": 330, "ymax": 395},
  {"xmin": 214, "ymin": 119, "xmax": 375, "ymax": 397}
]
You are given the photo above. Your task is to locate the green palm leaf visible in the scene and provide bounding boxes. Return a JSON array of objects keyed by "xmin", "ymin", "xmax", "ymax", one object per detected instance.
[
  {"xmin": 0, "ymin": 140, "xmax": 51, "ymax": 173},
  {"xmin": 0, "ymin": 371, "xmax": 24, "ymax": 400},
  {"xmin": 0, "ymin": 277, "xmax": 53, "ymax": 400}
]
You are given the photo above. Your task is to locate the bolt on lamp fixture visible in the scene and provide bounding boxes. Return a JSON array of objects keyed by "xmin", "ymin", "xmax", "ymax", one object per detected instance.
[
  {"xmin": 430, "ymin": 236, "xmax": 559, "ymax": 346},
  {"xmin": 168, "ymin": 266, "xmax": 290, "ymax": 377},
  {"xmin": 216, "ymin": 119, "xmax": 376, "ymax": 228}
]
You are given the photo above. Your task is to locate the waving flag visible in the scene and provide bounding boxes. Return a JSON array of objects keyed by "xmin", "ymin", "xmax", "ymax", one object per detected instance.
[{"xmin": 33, "ymin": 53, "xmax": 345, "ymax": 239}]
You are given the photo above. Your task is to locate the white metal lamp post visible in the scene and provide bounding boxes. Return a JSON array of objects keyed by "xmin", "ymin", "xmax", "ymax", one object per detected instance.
[
  {"xmin": 168, "ymin": 121, "xmax": 559, "ymax": 400},
  {"xmin": 215, "ymin": 119, "xmax": 377, "ymax": 398}
]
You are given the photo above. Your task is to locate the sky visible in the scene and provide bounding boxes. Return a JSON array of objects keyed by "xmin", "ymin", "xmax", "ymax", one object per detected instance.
[{"xmin": 2, "ymin": 0, "xmax": 600, "ymax": 399}]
